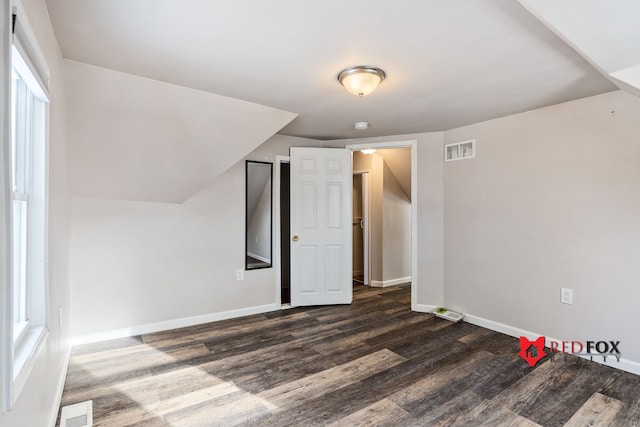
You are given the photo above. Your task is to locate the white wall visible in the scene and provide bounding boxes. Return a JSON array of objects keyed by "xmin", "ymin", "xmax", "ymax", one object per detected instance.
[
  {"xmin": 70, "ymin": 134, "xmax": 318, "ymax": 339},
  {"xmin": 0, "ymin": 0, "xmax": 71, "ymax": 426},
  {"xmin": 370, "ymin": 153, "xmax": 384, "ymax": 282},
  {"xmin": 443, "ymin": 90, "xmax": 640, "ymax": 365},
  {"xmin": 416, "ymin": 133, "xmax": 445, "ymax": 306},
  {"xmin": 69, "ymin": 129, "xmax": 445, "ymax": 338},
  {"xmin": 382, "ymin": 161, "xmax": 412, "ymax": 282}
]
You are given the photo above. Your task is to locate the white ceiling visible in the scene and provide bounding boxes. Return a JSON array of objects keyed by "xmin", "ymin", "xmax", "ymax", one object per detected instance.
[
  {"xmin": 519, "ymin": 0, "xmax": 640, "ymax": 97},
  {"xmin": 45, "ymin": 0, "xmax": 618, "ymax": 140}
]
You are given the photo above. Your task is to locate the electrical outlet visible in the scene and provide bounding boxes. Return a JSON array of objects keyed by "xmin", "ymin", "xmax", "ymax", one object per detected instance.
[
  {"xmin": 560, "ymin": 288, "xmax": 573, "ymax": 305},
  {"xmin": 236, "ymin": 269, "xmax": 244, "ymax": 281}
]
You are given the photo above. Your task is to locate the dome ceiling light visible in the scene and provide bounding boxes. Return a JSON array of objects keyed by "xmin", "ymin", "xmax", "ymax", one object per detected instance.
[
  {"xmin": 337, "ymin": 66, "xmax": 386, "ymax": 97},
  {"xmin": 354, "ymin": 121, "xmax": 368, "ymax": 130}
]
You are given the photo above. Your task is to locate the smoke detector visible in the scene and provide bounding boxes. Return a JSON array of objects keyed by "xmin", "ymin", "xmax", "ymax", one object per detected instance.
[{"xmin": 354, "ymin": 121, "xmax": 368, "ymax": 130}]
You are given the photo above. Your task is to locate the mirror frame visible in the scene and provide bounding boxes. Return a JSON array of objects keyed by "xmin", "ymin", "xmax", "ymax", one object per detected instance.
[{"xmin": 245, "ymin": 160, "xmax": 273, "ymax": 270}]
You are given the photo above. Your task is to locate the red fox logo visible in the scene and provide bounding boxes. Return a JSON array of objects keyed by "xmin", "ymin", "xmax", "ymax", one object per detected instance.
[{"xmin": 519, "ymin": 336, "xmax": 547, "ymax": 367}]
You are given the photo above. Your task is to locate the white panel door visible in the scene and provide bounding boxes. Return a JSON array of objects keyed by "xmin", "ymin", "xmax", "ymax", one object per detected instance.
[{"xmin": 290, "ymin": 147, "xmax": 352, "ymax": 306}]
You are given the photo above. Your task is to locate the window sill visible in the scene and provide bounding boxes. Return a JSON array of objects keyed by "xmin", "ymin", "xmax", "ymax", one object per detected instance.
[
  {"xmin": 13, "ymin": 321, "xmax": 29, "ymax": 347},
  {"xmin": 12, "ymin": 325, "xmax": 48, "ymax": 405}
]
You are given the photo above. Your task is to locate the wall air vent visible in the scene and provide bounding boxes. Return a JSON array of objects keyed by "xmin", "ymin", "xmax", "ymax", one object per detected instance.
[
  {"xmin": 60, "ymin": 400, "xmax": 93, "ymax": 427},
  {"xmin": 445, "ymin": 139, "xmax": 475, "ymax": 162}
]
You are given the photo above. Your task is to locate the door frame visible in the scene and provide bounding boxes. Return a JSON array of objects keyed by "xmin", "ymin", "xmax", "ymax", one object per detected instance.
[
  {"xmin": 274, "ymin": 140, "xmax": 417, "ymax": 310},
  {"xmin": 346, "ymin": 140, "xmax": 418, "ymax": 311}
]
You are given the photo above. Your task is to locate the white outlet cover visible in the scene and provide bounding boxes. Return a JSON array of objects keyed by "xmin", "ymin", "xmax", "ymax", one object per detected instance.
[{"xmin": 561, "ymin": 288, "xmax": 573, "ymax": 305}]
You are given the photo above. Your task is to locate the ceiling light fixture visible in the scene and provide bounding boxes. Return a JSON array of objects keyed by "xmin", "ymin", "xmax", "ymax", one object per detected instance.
[
  {"xmin": 354, "ymin": 121, "xmax": 368, "ymax": 130},
  {"xmin": 337, "ymin": 66, "xmax": 386, "ymax": 97},
  {"xmin": 361, "ymin": 149, "xmax": 376, "ymax": 155}
]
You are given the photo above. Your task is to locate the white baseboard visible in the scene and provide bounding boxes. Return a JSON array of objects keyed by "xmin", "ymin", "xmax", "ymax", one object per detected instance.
[
  {"xmin": 70, "ymin": 303, "xmax": 280, "ymax": 346},
  {"xmin": 49, "ymin": 343, "xmax": 72, "ymax": 427},
  {"xmin": 463, "ymin": 313, "xmax": 539, "ymax": 339},
  {"xmin": 247, "ymin": 252, "xmax": 270, "ymax": 263},
  {"xmin": 370, "ymin": 276, "xmax": 411, "ymax": 288},
  {"xmin": 412, "ymin": 303, "xmax": 437, "ymax": 313},
  {"xmin": 592, "ymin": 354, "xmax": 640, "ymax": 375},
  {"xmin": 464, "ymin": 313, "xmax": 640, "ymax": 376}
]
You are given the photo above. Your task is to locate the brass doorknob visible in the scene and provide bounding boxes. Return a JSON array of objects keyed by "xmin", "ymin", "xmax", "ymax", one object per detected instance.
[{"xmin": 292, "ymin": 235, "xmax": 299, "ymax": 242}]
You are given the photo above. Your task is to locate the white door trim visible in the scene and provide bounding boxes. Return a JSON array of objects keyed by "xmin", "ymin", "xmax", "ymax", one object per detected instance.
[{"xmin": 346, "ymin": 140, "xmax": 418, "ymax": 311}]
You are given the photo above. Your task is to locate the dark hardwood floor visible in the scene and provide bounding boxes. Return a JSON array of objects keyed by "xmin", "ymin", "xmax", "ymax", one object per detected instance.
[{"xmin": 58, "ymin": 284, "xmax": 640, "ymax": 426}]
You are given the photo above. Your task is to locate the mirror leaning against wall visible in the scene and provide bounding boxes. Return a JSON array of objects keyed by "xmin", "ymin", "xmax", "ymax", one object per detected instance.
[{"xmin": 245, "ymin": 161, "xmax": 273, "ymax": 270}]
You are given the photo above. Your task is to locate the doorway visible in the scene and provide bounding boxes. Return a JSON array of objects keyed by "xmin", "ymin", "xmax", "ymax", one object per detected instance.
[
  {"xmin": 274, "ymin": 140, "xmax": 417, "ymax": 309},
  {"xmin": 274, "ymin": 155, "xmax": 290, "ymax": 306},
  {"xmin": 279, "ymin": 161, "xmax": 291, "ymax": 304},
  {"xmin": 352, "ymin": 147, "xmax": 412, "ymax": 292}
]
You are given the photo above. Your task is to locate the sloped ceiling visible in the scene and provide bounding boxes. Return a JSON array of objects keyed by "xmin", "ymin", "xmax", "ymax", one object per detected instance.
[
  {"xmin": 65, "ymin": 61, "xmax": 296, "ymax": 203},
  {"xmin": 46, "ymin": 0, "xmax": 616, "ymax": 141},
  {"xmin": 518, "ymin": 0, "xmax": 640, "ymax": 97},
  {"xmin": 49, "ymin": 1, "xmax": 636, "ymax": 203},
  {"xmin": 378, "ymin": 148, "xmax": 411, "ymax": 199}
]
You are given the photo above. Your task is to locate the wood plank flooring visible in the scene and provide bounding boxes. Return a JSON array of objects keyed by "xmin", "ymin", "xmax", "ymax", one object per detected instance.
[{"xmin": 57, "ymin": 284, "xmax": 640, "ymax": 426}]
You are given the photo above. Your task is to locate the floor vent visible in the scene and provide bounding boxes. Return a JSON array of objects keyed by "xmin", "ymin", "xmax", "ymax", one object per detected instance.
[
  {"xmin": 432, "ymin": 307, "xmax": 464, "ymax": 322},
  {"xmin": 60, "ymin": 400, "xmax": 93, "ymax": 427}
]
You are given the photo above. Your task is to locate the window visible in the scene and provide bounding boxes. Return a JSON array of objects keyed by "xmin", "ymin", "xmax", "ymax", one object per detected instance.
[{"xmin": 1, "ymin": 10, "xmax": 49, "ymax": 411}]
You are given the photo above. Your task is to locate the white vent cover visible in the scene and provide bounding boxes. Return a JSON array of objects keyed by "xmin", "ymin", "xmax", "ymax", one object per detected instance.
[
  {"xmin": 60, "ymin": 400, "xmax": 93, "ymax": 427},
  {"xmin": 432, "ymin": 307, "xmax": 464, "ymax": 322},
  {"xmin": 445, "ymin": 139, "xmax": 475, "ymax": 162}
]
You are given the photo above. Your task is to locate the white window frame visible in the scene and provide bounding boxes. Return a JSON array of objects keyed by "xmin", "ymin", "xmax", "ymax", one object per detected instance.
[{"xmin": 1, "ymin": 2, "xmax": 50, "ymax": 412}]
